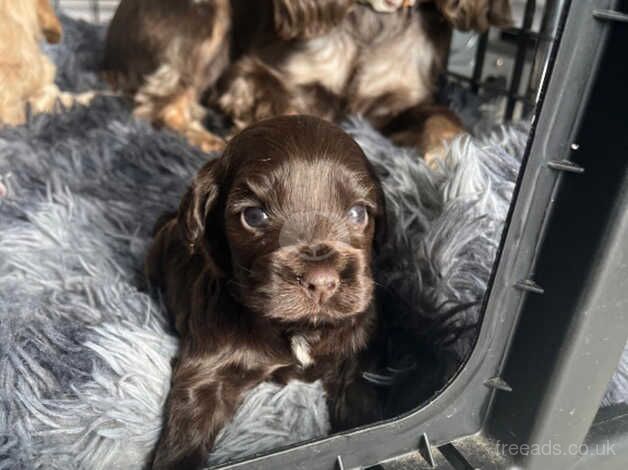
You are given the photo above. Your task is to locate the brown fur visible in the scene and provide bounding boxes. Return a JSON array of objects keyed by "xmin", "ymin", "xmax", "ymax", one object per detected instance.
[
  {"xmin": 382, "ymin": 103, "xmax": 465, "ymax": 165},
  {"xmin": 273, "ymin": 0, "xmax": 353, "ymax": 40},
  {"xmin": 104, "ymin": 0, "xmax": 233, "ymax": 152},
  {"xmin": 146, "ymin": 116, "xmax": 386, "ymax": 469},
  {"xmin": 104, "ymin": 0, "xmax": 511, "ymax": 157},
  {"xmin": 0, "ymin": 0, "xmax": 93, "ymax": 127},
  {"xmin": 435, "ymin": 0, "xmax": 513, "ymax": 31}
]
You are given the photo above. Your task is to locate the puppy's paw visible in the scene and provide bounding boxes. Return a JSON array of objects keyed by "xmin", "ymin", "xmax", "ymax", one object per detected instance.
[
  {"xmin": 218, "ymin": 60, "xmax": 304, "ymax": 130},
  {"xmin": 185, "ymin": 127, "xmax": 226, "ymax": 153},
  {"xmin": 218, "ymin": 75, "xmax": 257, "ymax": 127},
  {"xmin": 424, "ymin": 142, "xmax": 449, "ymax": 169},
  {"xmin": 75, "ymin": 91, "xmax": 96, "ymax": 106},
  {"xmin": 436, "ymin": 0, "xmax": 513, "ymax": 32},
  {"xmin": 58, "ymin": 91, "xmax": 96, "ymax": 108}
]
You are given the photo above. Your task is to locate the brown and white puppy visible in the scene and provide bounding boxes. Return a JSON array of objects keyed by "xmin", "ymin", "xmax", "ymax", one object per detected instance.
[
  {"xmin": 146, "ymin": 115, "xmax": 385, "ymax": 469},
  {"xmin": 0, "ymin": 0, "xmax": 93, "ymax": 126},
  {"xmin": 103, "ymin": 0, "xmax": 512, "ymax": 161}
]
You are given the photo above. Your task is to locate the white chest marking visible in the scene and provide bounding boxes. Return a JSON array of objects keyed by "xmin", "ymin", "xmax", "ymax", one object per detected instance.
[{"xmin": 291, "ymin": 335, "xmax": 314, "ymax": 368}]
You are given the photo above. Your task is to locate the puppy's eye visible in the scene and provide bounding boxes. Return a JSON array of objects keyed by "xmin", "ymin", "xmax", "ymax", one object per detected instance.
[
  {"xmin": 347, "ymin": 204, "xmax": 368, "ymax": 227},
  {"xmin": 241, "ymin": 207, "xmax": 269, "ymax": 230}
]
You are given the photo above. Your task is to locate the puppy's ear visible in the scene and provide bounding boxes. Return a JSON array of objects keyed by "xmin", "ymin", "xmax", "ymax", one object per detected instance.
[
  {"xmin": 436, "ymin": 0, "xmax": 513, "ymax": 32},
  {"xmin": 177, "ymin": 159, "xmax": 222, "ymax": 256},
  {"xmin": 36, "ymin": 0, "xmax": 63, "ymax": 44},
  {"xmin": 273, "ymin": 0, "xmax": 353, "ymax": 40}
]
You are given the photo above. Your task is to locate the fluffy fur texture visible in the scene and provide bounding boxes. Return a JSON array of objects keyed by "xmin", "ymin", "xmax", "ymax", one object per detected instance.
[
  {"xmin": 0, "ymin": 15, "xmax": 626, "ymax": 470},
  {"xmin": 103, "ymin": 0, "xmax": 512, "ymax": 159},
  {"xmin": 0, "ymin": 0, "xmax": 93, "ymax": 126}
]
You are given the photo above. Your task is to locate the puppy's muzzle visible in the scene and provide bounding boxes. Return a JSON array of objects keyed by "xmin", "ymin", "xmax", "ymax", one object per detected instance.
[
  {"xmin": 299, "ymin": 265, "xmax": 339, "ymax": 305},
  {"xmin": 296, "ymin": 243, "xmax": 341, "ymax": 306}
]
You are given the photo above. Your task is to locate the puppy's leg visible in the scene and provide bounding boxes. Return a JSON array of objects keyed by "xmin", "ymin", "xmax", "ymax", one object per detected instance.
[
  {"xmin": 109, "ymin": 0, "xmax": 232, "ymax": 153},
  {"xmin": 30, "ymin": 87, "xmax": 95, "ymax": 116},
  {"xmin": 28, "ymin": 58, "xmax": 94, "ymax": 117},
  {"xmin": 135, "ymin": 65, "xmax": 226, "ymax": 153},
  {"xmin": 153, "ymin": 355, "xmax": 265, "ymax": 470},
  {"xmin": 216, "ymin": 57, "xmax": 307, "ymax": 131},
  {"xmin": 381, "ymin": 104, "xmax": 465, "ymax": 166},
  {"xmin": 327, "ymin": 357, "xmax": 383, "ymax": 431}
]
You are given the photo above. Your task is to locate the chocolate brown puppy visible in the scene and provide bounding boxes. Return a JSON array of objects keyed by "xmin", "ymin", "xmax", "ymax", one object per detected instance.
[
  {"xmin": 146, "ymin": 115, "xmax": 386, "ymax": 469},
  {"xmin": 104, "ymin": 0, "xmax": 512, "ymax": 160}
]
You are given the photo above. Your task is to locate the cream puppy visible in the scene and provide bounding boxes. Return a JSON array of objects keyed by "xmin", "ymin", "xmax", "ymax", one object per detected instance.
[{"xmin": 0, "ymin": 0, "xmax": 93, "ymax": 126}]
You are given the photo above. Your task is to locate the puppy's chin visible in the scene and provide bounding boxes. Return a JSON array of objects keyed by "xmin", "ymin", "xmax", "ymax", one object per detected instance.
[{"xmin": 235, "ymin": 243, "xmax": 375, "ymax": 324}]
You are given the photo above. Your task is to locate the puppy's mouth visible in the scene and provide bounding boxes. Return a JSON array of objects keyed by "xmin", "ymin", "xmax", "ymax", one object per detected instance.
[
  {"xmin": 236, "ymin": 243, "xmax": 374, "ymax": 323},
  {"xmin": 295, "ymin": 272, "xmax": 340, "ymax": 316}
]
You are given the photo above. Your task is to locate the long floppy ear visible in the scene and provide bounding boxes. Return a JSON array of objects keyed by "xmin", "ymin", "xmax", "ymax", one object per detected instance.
[
  {"xmin": 177, "ymin": 158, "xmax": 222, "ymax": 256},
  {"xmin": 36, "ymin": 0, "xmax": 63, "ymax": 44},
  {"xmin": 435, "ymin": 0, "xmax": 513, "ymax": 32},
  {"xmin": 273, "ymin": 0, "xmax": 353, "ymax": 40}
]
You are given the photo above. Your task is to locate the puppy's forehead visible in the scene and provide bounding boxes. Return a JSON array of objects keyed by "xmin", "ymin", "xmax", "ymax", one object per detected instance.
[
  {"xmin": 250, "ymin": 157, "xmax": 371, "ymax": 206},
  {"xmin": 225, "ymin": 116, "xmax": 376, "ymax": 207}
]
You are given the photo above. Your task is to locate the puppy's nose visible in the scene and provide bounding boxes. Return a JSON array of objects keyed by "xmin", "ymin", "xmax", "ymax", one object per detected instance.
[{"xmin": 302, "ymin": 267, "xmax": 339, "ymax": 304}]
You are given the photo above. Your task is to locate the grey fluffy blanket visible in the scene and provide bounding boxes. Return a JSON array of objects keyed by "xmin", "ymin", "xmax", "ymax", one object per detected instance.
[{"xmin": 0, "ymin": 16, "xmax": 625, "ymax": 470}]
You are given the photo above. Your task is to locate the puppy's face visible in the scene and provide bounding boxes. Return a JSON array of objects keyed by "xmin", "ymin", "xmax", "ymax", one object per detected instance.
[{"xmin": 180, "ymin": 116, "xmax": 384, "ymax": 324}]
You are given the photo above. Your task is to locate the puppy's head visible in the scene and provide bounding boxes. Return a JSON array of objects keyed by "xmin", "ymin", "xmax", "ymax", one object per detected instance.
[{"xmin": 179, "ymin": 115, "xmax": 385, "ymax": 324}]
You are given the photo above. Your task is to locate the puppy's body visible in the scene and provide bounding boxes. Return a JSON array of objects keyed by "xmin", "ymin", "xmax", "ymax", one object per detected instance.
[
  {"xmin": 104, "ymin": 0, "xmax": 511, "ymax": 159},
  {"xmin": 223, "ymin": 5, "xmax": 449, "ymax": 129},
  {"xmin": 146, "ymin": 116, "xmax": 385, "ymax": 469},
  {"xmin": 104, "ymin": 0, "xmax": 232, "ymax": 151},
  {"xmin": 0, "ymin": 0, "xmax": 92, "ymax": 126}
]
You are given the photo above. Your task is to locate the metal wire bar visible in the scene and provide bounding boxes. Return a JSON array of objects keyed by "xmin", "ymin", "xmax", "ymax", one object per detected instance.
[
  {"xmin": 447, "ymin": 71, "xmax": 528, "ymax": 102},
  {"xmin": 445, "ymin": 1, "xmax": 553, "ymax": 122},
  {"xmin": 470, "ymin": 31, "xmax": 489, "ymax": 94}
]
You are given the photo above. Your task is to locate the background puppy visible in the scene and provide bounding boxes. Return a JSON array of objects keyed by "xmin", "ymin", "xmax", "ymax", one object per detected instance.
[
  {"xmin": 104, "ymin": 0, "xmax": 232, "ymax": 152},
  {"xmin": 0, "ymin": 0, "xmax": 93, "ymax": 126},
  {"xmin": 146, "ymin": 115, "xmax": 386, "ymax": 469},
  {"xmin": 104, "ymin": 0, "xmax": 511, "ymax": 161}
]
